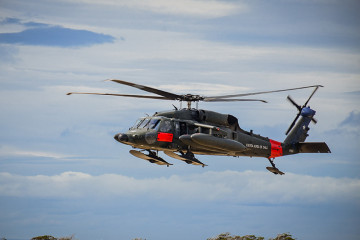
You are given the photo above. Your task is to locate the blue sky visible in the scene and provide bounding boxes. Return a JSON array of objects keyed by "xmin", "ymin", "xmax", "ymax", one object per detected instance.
[{"xmin": 0, "ymin": 0, "xmax": 359, "ymax": 240}]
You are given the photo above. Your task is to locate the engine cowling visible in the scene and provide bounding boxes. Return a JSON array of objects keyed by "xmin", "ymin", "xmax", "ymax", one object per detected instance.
[{"xmin": 198, "ymin": 110, "xmax": 238, "ymax": 126}]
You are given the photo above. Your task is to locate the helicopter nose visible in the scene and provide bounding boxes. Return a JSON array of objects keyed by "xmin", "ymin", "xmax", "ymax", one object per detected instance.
[{"xmin": 114, "ymin": 133, "xmax": 129, "ymax": 142}]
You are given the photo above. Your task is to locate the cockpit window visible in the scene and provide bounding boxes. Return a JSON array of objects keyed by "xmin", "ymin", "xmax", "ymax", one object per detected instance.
[
  {"xmin": 131, "ymin": 118, "xmax": 162, "ymax": 130},
  {"xmin": 148, "ymin": 119, "xmax": 160, "ymax": 129},
  {"xmin": 138, "ymin": 118, "xmax": 150, "ymax": 129},
  {"xmin": 132, "ymin": 118, "xmax": 145, "ymax": 129}
]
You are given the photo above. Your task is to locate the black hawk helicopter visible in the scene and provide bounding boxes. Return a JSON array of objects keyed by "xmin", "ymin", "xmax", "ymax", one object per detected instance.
[{"xmin": 67, "ymin": 79, "xmax": 331, "ymax": 175}]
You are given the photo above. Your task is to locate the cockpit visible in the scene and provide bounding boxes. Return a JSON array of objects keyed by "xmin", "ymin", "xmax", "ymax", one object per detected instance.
[{"xmin": 131, "ymin": 117, "xmax": 161, "ymax": 130}]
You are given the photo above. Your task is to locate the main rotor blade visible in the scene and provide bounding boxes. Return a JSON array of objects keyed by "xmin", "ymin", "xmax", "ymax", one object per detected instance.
[
  {"xmin": 303, "ymin": 85, "xmax": 322, "ymax": 107},
  {"xmin": 66, "ymin": 92, "xmax": 172, "ymax": 100},
  {"xmin": 204, "ymin": 98, "xmax": 267, "ymax": 103},
  {"xmin": 205, "ymin": 85, "xmax": 323, "ymax": 99},
  {"xmin": 106, "ymin": 79, "xmax": 181, "ymax": 100}
]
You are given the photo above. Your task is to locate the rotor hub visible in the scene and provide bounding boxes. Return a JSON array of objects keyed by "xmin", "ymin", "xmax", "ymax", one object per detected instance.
[
  {"xmin": 301, "ymin": 107, "xmax": 316, "ymax": 117},
  {"xmin": 180, "ymin": 94, "xmax": 204, "ymax": 102}
]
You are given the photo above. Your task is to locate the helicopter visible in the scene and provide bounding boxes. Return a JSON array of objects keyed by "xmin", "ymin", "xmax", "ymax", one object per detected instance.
[{"xmin": 67, "ymin": 79, "xmax": 331, "ymax": 175}]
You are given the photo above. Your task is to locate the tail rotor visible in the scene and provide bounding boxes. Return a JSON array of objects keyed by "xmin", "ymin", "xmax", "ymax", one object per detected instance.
[{"xmin": 285, "ymin": 85, "xmax": 322, "ymax": 135}]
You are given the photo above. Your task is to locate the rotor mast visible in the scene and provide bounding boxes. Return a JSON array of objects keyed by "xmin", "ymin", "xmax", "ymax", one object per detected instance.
[
  {"xmin": 187, "ymin": 101, "xmax": 191, "ymax": 109},
  {"xmin": 180, "ymin": 94, "xmax": 202, "ymax": 109},
  {"xmin": 185, "ymin": 100, "xmax": 199, "ymax": 109}
]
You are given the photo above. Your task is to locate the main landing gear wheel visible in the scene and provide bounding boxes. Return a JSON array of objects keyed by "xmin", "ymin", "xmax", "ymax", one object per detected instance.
[{"xmin": 266, "ymin": 158, "xmax": 285, "ymax": 175}]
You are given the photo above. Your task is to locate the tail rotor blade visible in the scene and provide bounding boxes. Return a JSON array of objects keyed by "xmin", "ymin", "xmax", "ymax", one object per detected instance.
[
  {"xmin": 285, "ymin": 85, "xmax": 322, "ymax": 135},
  {"xmin": 311, "ymin": 117, "xmax": 317, "ymax": 124},
  {"xmin": 287, "ymin": 95, "xmax": 302, "ymax": 111},
  {"xmin": 286, "ymin": 113, "xmax": 301, "ymax": 135}
]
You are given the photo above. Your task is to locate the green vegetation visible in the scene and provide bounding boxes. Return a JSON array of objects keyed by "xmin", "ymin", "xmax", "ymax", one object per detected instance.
[
  {"xmin": 207, "ymin": 233, "xmax": 295, "ymax": 240},
  {"xmin": 31, "ymin": 235, "xmax": 76, "ymax": 240},
  {"xmin": 31, "ymin": 236, "xmax": 57, "ymax": 240},
  {"xmin": 26, "ymin": 233, "xmax": 294, "ymax": 240}
]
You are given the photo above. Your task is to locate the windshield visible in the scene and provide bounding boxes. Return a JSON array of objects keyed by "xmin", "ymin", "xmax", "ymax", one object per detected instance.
[
  {"xmin": 148, "ymin": 119, "xmax": 160, "ymax": 129},
  {"xmin": 138, "ymin": 118, "xmax": 150, "ymax": 128},
  {"xmin": 131, "ymin": 118, "xmax": 145, "ymax": 129},
  {"xmin": 131, "ymin": 117, "xmax": 161, "ymax": 130}
]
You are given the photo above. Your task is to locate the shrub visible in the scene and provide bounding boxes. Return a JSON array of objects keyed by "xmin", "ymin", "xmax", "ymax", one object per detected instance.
[{"xmin": 31, "ymin": 236, "xmax": 57, "ymax": 240}]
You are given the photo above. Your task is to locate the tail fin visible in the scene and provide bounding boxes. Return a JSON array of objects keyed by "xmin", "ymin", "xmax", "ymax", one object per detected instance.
[
  {"xmin": 283, "ymin": 86, "xmax": 321, "ymax": 145},
  {"xmin": 282, "ymin": 105, "xmax": 331, "ymax": 154},
  {"xmin": 284, "ymin": 107, "xmax": 315, "ymax": 145}
]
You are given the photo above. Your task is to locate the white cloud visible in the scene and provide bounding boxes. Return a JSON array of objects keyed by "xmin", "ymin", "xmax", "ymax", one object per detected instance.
[
  {"xmin": 1, "ymin": 170, "xmax": 359, "ymax": 205},
  {"xmin": 7, "ymin": 29, "xmax": 360, "ymax": 82},
  {"xmin": 0, "ymin": 145, "xmax": 73, "ymax": 159},
  {"xmin": 71, "ymin": 0, "xmax": 244, "ymax": 18}
]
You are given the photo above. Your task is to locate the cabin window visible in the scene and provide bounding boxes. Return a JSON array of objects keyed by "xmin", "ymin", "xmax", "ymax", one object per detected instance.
[
  {"xmin": 159, "ymin": 120, "xmax": 172, "ymax": 133},
  {"xmin": 175, "ymin": 122, "xmax": 180, "ymax": 135},
  {"xmin": 232, "ymin": 132, "xmax": 237, "ymax": 140},
  {"xmin": 175, "ymin": 121, "xmax": 188, "ymax": 136},
  {"xmin": 201, "ymin": 128, "xmax": 209, "ymax": 134},
  {"xmin": 179, "ymin": 122, "xmax": 187, "ymax": 135},
  {"xmin": 188, "ymin": 125, "xmax": 197, "ymax": 134}
]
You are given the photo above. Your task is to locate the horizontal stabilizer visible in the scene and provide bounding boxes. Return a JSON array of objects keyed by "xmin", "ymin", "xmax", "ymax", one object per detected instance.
[{"xmin": 297, "ymin": 142, "xmax": 331, "ymax": 153}]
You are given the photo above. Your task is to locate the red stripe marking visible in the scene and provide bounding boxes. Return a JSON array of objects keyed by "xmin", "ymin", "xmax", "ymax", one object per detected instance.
[
  {"xmin": 269, "ymin": 139, "xmax": 283, "ymax": 158},
  {"xmin": 157, "ymin": 132, "xmax": 173, "ymax": 142}
]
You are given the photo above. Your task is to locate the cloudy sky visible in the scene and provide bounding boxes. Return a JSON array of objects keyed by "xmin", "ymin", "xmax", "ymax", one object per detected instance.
[{"xmin": 0, "ymin": 0, "xmax": 359, "ymax": 239}]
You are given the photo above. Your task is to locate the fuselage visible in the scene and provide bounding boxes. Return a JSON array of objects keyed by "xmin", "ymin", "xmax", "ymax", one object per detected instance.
[{"xmin": 114, "ymin": 108, "xmax": 286, "ymax": 159}]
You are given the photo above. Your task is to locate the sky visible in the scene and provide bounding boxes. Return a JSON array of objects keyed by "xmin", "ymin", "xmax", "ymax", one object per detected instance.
[{"xmin": 0, "ymin": 0, "xmax": 359, "ymax": 240}]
